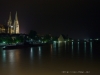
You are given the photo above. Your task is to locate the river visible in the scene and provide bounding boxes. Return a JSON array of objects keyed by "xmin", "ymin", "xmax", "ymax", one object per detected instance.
[{"xmin": 0, "ymin": 42, "xmax": 100, "ymax": 75}]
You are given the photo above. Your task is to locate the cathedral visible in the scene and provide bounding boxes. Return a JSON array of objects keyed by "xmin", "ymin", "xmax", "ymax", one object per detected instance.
[{"xmin": 7, "ymin": 12, "xmax": 19, "ymax": 34}]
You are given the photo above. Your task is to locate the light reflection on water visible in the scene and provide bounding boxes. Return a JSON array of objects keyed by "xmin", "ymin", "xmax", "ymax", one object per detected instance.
[
  {"xmin": 8, "ymin": 50, "xmax": 15, "ymax": 63},
  {"xmin": 38, "ymin": 46, "xmax": 41, "ymax": 59},
  {"xmin": 50, "ymin": 44, "xmax": 52, "ymax": 55},
  {"xmin": 52, "ymin": 41, "xmax": 94, "ymax": 59},
  {"xmin": 30, "ymin": 47, "xmax": 33, "ymax": 60},
  {"xmin": 2, "ymin": 50, "xmax": 6, "ymax": 62},
  {"xmin": 71, "ymin": 42, "xmax": 74, "ymax": 57},
  {"xmin": 0, "ymin": 42, "xmax": 99, "ymax": 75},
  {"xmin": 90, "ymin": 42, "xmax": 93, "ymax": 59},
  {"xmin": 77, "ymin": 42, "xmax": 79, "ymax": 55},
  {"xmin": 84, "ymin": 42, "xmax": 86, "ymax": 57}
]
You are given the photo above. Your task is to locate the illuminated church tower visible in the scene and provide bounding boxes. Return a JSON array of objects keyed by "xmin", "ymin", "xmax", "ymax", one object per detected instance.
[
  {"xmin": 13, "ymin": 12, "xmax": 19, "ymax": 34},
  {"xmin": 7, "ymin": 12, "xmax": 13, "ymax": 34},
  {"xmin": 7, "ymin": 11, "xmax": 19, "ymax": 34}
]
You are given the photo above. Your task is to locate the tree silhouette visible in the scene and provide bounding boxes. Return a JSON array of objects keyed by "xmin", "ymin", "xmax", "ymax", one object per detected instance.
[{"xmin": 29, "ymin": 30, "xmax": 37, "ymax": 39}]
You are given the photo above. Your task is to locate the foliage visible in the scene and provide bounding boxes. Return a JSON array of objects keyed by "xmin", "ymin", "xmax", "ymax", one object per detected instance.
[
  {"xmin": 44, "ymin": 34, "xmax": 51, "ymax": 41},
  {"xmin": 29, "ymin": 30, "xmax": 37, "ymax": 39},
  {"xmin": 52, "ymin": 36, "xmax": 58, "ymax": 41}
]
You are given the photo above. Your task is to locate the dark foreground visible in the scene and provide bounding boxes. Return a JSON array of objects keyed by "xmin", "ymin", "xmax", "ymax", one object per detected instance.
[{"xmin": 0, "ymin": 42, "xmax": 100, "ymax": 75}]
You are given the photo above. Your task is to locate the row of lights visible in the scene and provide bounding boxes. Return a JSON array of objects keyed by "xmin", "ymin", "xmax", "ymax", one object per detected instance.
[{"xmin": 53, "ymin": 39, "xmax": 99, "ymax": 43}]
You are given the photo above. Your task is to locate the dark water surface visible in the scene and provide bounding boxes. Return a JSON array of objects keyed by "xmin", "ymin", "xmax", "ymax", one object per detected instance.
[{"xmin": 0, "ymin": 42, "xmax": 100, "ymax": 75}]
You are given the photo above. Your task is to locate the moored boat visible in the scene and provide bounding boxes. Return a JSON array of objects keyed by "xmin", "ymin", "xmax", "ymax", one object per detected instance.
[{"xmin": 2, "ymin": 43, "xmax": 44, "ymax": 50}]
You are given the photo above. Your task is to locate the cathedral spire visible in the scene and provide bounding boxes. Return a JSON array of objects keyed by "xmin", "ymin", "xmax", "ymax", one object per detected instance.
[
  {"xmin": 13, "ymin": 11, "xmax": 19, "ymax": 34},
  {"xmin": 15, "ymin": 11, "xmax": 18, "ymax": 21},
  {"xmin": 7, "ymin": 12, "xmax": 12, "ymax": 34},
  {"xmin": 8, "ymin": 12, "xmax": 12, "ymax": 24},
  {"xmin": 9, "ymin": 12, "xmax": 11, "ymax": 20}
]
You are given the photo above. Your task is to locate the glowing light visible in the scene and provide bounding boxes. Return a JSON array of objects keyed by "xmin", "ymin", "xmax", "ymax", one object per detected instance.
[
  {"xmin": 31, "ymin": 39, "xmax": 33, "ymax": 41},
  {"xmin": 30, "ymin": 47, "xmax": 33, "ymax": 60},
  {"xmin": 3, "ymin": 41, "xmax": 6, "ymax": 43},
  {"xmin": 53, "ymin": 41, "xmax": 56, "ymax": 48},
  {"xmin": 11, "ymin": 26, "xmax": 13, "ymax": 28},
  {"xmin": 38, "ymin": 47, "xmax": 41, "ymax": 57},
  {"xmin": 72, "ymin": 40, "xmax": 74, "ymax": 41},
  {"xmin": 31, "ymin": 48, "xmax": 33, "ymax": 53},
  {"xmin": 53, "ymin": 41, "xmax": 56, "ymax": 43},
  {"xmin": 38, "ymin": 40, "xmax": 41, "ymax": 42},
  {"xmin": 95, "ymin": 38, "xmax": 99, "ymax": 40}
]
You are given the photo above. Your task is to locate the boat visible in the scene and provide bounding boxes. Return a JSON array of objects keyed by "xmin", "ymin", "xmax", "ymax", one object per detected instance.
[{"xmin": 2, "ymin": 43, "xmax": 44, "ymax": 50}]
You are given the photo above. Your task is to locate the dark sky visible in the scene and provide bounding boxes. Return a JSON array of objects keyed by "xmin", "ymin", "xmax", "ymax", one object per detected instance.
[{"xmin": 0, "ymin": 0, "xmax": 100, "ymax": 39}]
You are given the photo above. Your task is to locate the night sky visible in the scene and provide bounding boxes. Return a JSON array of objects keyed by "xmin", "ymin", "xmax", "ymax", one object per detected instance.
[{"xmin": 0, "ymin": 0, "xmax": 100, "ymax": 39}]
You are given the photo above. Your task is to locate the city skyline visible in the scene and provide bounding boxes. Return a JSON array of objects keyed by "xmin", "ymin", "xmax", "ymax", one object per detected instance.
[{"xmin": 0, "ymin": 0, "xmax": 100, "ymax": 39}]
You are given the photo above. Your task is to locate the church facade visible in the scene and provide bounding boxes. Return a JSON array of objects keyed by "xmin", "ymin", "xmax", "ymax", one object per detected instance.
[
  {"xmin": 0, "ymin": 24, "xmax": 6, "ymax": 33},
  {"xmin": 7, "ymin": 12, "xmax": 19, "ymax": 34}
]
